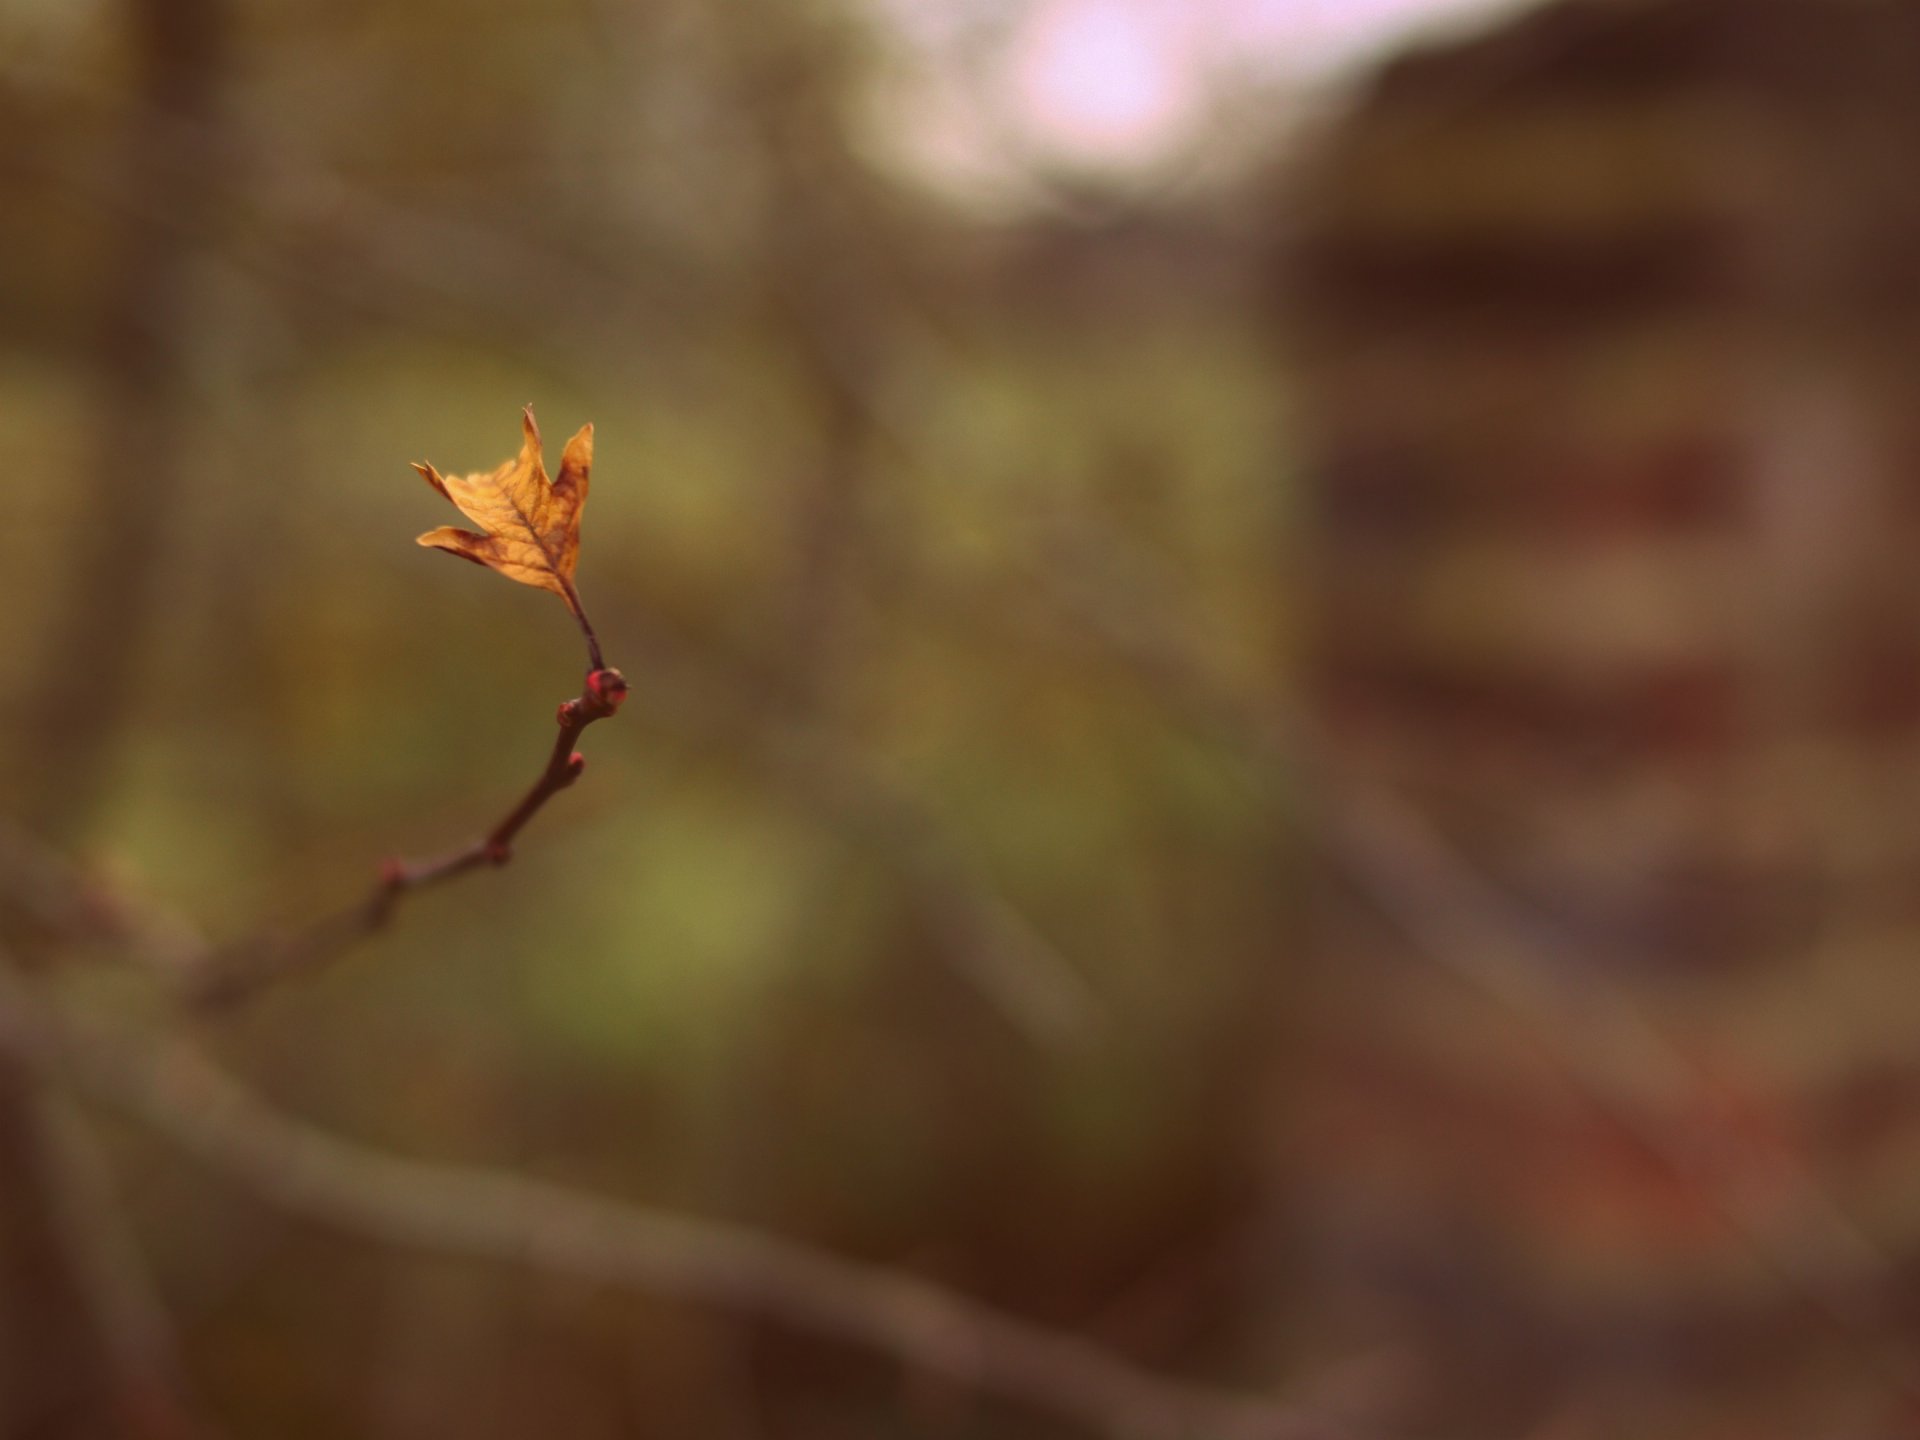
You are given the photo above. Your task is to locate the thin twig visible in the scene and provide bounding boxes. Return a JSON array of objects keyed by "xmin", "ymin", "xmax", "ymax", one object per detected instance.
[
  {"xmin": 560, "ymin": 577, "xmax": 606, "ymax": 672},
  {"xmin": 186, "ymin": 663, "xmax": 629, "ymax": 1009},
  {"xmin": 0, "ymin": 967, "xmax": 1329, "ymax": 1440}
]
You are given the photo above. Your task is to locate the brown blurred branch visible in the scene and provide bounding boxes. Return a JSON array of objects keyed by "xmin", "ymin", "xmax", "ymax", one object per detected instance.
[
  {"xmin": 187, "ymin": 664, "xmax": 629, "ymax": 1009},
  {"xmin": 1014, "ymin": 509, "xmax": 1920, "ymax": 1410},
  {"xmin": 619, "ymin": 637, "xmax": 1101, "ymax": 1044},
  {"xmin": 14, "ymin": 0, "xmax": 231, "ymax": 837},
  {"xmin": 0, "ymin": 965, "xmax": 1326, "ymax": 1440},
  {"xmin": 0, "ymin": 1055, "xmax": 210, "ymax": 1440},
  {"xmin": 32, "ymin": 1091, "xmax": 220, "ymax": 1440},
  {"xmin": 1, "ymin": 0, "xmax": 234, "ymax": 1432}
]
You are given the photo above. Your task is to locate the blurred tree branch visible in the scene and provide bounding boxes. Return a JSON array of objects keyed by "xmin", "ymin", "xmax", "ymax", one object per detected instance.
[
  {"xmin": 0, "ymin": 959, "xmax": 1327, "ymax": 1440},
  {"xmin": 1007, "ymin": 504, "xmax": 1920, "ymax": 1410},
  {"xmin": 30, "ymin": 1090, "xmax": 220, "ymax": 1440},
  {"xmin": 1, "ymin": 0, "xmax": 234, "ymax": 1433},
  {"xmin": 601, "ymin": 623, "xmax": 1102, "ymax": 1044}
]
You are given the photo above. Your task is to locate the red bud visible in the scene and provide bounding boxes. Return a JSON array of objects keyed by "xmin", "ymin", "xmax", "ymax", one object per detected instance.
[{"xmin": 587, "ymin": 667, "xmax": 629, "ymax": 712}]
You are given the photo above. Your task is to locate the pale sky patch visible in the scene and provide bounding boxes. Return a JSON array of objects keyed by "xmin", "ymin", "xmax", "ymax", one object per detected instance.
[
  {"xmin": 1005, "ymin": 0, "xmax": 1200, "ymax": 169},
  {"xmin": 867, "ymin": 0, "xmax": 1554, "ymax": 200}
]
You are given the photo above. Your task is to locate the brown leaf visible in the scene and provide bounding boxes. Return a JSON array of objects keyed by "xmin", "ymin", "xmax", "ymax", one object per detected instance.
[{"xmin": 413, "ymin": 406, "xmax": 593, "ymax": 618}]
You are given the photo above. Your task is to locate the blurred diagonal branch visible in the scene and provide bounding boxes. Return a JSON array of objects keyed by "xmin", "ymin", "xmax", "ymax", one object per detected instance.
[
  {"xmin": 612, "ymin": 629, "xmax": 1101, "ymax": 1045},
  {"xmin": 0, "ymin": 963, "xmax": 1325, "ymax": 1440},
  {"xmin": 31, "ymin": 1090, "xmax": 220, "ymax": 1440},
  {"xmin": 1016, "ymin": 509, "xmax": 1920, "ymax": 1408}
]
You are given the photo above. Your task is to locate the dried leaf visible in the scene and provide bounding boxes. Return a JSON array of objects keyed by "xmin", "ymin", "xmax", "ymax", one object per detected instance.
[{"xmin": 413, "ymin": 406, "xmax": 592, "ymax": 618}]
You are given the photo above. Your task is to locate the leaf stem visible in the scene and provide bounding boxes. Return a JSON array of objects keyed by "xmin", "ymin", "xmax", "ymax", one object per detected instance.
[{"xmin": 562, "ymin": 579, "xmax": 605, "ymax": 672}]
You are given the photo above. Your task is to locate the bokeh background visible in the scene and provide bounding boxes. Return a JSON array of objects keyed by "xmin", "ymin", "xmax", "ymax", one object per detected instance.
[{"xmin": 7, "ymin": 0, "xmax": 1920, "ymax": 1436}]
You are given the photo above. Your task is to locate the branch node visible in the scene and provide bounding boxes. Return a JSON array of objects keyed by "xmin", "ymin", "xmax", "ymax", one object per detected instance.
[
  {"xmin": 484, "ymin": 841, "xmax": 513, "ymax": 867},
  {"xmin": 367, "ymin": 858, "xmax": 408, "ymax": 927},
  {"xmin": 585, "ymin": 667, "xmax": 628, "ymax": 716}
]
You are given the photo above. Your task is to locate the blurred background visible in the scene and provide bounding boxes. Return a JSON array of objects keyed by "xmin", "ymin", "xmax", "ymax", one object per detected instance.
[{"xmin": 7, "ymin": 0, "xmax": 1920, "ymax": 1436}]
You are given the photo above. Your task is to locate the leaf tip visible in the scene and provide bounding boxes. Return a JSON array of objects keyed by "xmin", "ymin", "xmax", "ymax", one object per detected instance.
[
  {"xmin": 416, "ymin": 526, "xmax": 494, "ymax": 567},
  {"xmin": 412, "ymin": 460, "xmax": 449, "ymax": 499},
  {"xmin": 558, "ymin": 423, "xmax": 593, "ymax": 477}
]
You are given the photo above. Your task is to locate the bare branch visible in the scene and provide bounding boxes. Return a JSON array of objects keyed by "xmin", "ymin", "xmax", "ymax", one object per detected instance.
[
  {"xmin": 0, "ymin": 967, "xmax": 1326, "ymax": 1440},
  {"xmin": 184, "ymin": 664, "xmax": 628, "ymax": 1009}
]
